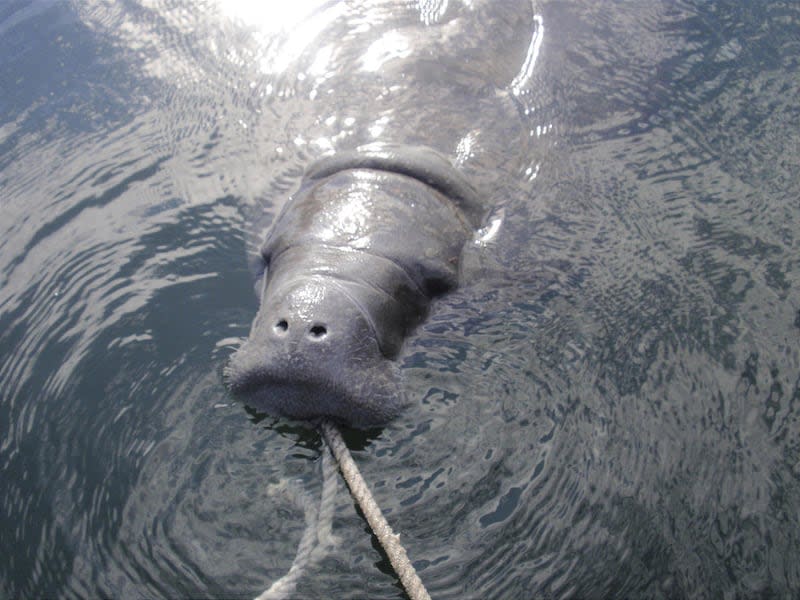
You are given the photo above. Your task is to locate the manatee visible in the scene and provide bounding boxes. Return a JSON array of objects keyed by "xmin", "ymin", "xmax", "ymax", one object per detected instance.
[
  {"xmin": 226, "ymin": 144, "xmax": 483, "ymax": 427},
  {"xmin": 222, "ymin": 0, "xmax": 540, "ymax": 428}
]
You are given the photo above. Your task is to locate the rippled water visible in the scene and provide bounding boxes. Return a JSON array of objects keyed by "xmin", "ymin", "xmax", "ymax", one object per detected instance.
[{"xmin": 1, "ymin": 1, "xmax": 799, "ymax": 598}]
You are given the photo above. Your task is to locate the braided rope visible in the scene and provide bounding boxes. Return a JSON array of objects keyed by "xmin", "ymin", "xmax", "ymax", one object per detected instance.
[
  {"xmin": 320, "ymin": 420, "xmax": 432, "ymax": 600},
  {"xmin": 254, "ymin": 448, "xmax": 338, "ymax": 600},
  {"xmin": 254, "ymin": 420, "xmax": 431, "ymax": 600}
]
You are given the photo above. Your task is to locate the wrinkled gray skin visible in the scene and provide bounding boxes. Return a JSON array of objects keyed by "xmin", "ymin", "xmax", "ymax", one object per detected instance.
[
  {"xmin": 226, "ymin": 145, "xmax": 483, "ymax": 427},
  {"xmin": 224, "ymin": 0, "xmax": 538, "ymax": 428}
]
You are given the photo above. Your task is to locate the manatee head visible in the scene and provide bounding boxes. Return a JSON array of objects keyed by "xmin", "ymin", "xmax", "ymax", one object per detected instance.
[{"xmin": 226, "ymin": 145, "xmax": 478, "ymax": 428}]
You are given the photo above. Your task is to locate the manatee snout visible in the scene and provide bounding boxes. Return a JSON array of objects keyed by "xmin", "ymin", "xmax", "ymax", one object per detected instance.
[
  {"xmin": 226, "ymin": 145, "xmax": 481, "ymax": 428},
  {"xmin": 227, "ymin": 278, "xmax": 405, "ymax": 428}
]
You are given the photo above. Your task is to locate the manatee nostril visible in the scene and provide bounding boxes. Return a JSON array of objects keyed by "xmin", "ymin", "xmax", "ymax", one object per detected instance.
[
  {"xmin": 274, "ymin": 319, "xmax": 288, "ymax": 334},
  {"xmin": 308, "ymin": 324, "xmax": 327, "ymax": 339}
]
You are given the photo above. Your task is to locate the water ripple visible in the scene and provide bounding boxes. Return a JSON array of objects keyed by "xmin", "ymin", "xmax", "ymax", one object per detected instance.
[{"xmin": 2, "ymin": 0, "xmax": 800, "ymax": 598}]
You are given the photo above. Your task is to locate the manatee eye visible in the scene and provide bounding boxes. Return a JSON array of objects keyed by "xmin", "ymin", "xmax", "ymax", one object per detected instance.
[
  {"xmin": 253, "ymin": 269, "xmax": 266, "ymax": 298},
  {"xmin": 424, "ymin": 275, "xmax": 452, "ymax": 297},
  {"xmin": 252, "ymin": 252, "xmax": 271, "ymax": 298}
]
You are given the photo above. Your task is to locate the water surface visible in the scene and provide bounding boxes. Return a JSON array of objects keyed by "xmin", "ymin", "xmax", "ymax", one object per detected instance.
[{"xmin": 1, "ymin": 1, "xmax": 799, "ymax": 597}]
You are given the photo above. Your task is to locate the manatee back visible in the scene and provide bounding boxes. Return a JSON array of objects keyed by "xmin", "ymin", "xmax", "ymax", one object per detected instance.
[{"xmin": 262, "ymin": 167, "xmax": 475, "ymax": 297}]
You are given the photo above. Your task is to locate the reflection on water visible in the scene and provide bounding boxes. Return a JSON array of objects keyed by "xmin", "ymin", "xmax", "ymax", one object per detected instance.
[{"xmin": 1, "ymin": 0, "xmax": 799, "ymax": 598}]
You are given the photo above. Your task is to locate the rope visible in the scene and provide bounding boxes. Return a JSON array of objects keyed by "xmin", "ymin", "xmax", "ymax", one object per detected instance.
[
  {"xmin": 320, "ymin": 420, "xmax": 432, "ymax": 600},
  {"xmin": 254, "ymin": 420, "xmax": 431, "ymax": 600},
  {"xmin": 254, "ymin": 447, "xmax": 339, "ymax": 600}
]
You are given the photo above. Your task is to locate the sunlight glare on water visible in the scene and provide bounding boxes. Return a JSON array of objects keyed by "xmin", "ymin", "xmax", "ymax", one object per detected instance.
[
  {"xmin": 217, "ymin": 0, "xmax": 345, "ymax": 76},
  {"xmin": 1, "ymin": 1, "xmax": 799, "ymax": 598}
]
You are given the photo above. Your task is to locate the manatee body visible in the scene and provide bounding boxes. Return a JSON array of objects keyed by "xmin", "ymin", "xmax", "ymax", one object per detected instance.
[
  {"xmin": 225, "ymin": 0, "xmax": 539, "ymax": 427},
  {"xmin": 226, "ymin": 145, "xmax": 483, "ymax": 427}
]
